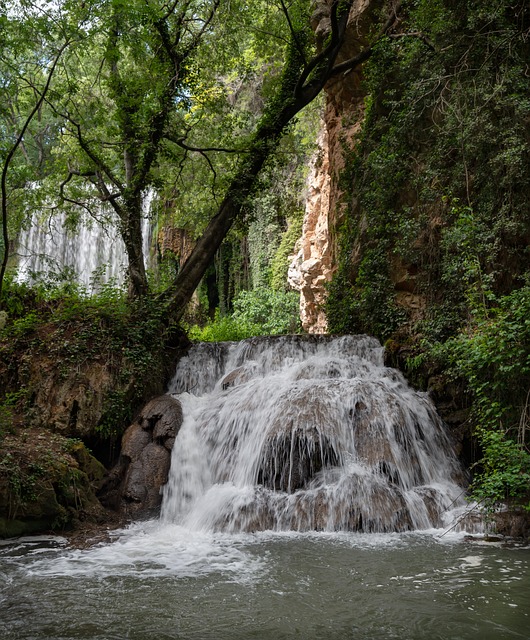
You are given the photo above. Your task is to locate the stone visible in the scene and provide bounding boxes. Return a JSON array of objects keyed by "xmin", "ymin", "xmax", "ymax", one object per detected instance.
[
  {"xmin": 139, "ymin": 395, "xmax": 183, "ymax": 434},
  {"xmin": 257, "ymin": 389, "xmax": 340, "ymax": 492},
  {"xmin": 122, "ymin": 443, "xmax": 171, "ymax": 517},
  {"xmin": 288, "ymin": 127, "xmax": 333, "ymax": 334},
  {"xmin": 110, "ymin": 395, "xmax": 183, "ymax": 519},
  {"xmin": 121, "ymin": 422, "xmax": 151, "ymax": 460},
  {"xmin": 220, "ymin": 366, "xmax": 253, "ymax": 390}
]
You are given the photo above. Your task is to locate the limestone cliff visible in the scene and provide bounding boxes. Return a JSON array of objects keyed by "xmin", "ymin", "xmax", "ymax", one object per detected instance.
[
  {"xmin": 288, "ymin": 127, "xmax": 332, "ymax": 334},
  {"xmin": 291, "ymin": 0, "xmax": 378, "ymax": 333}
]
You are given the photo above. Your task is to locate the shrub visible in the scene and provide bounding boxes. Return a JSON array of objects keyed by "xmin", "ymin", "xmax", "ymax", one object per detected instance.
[{"xmin": 188, "ymin": 287, "xmax": 301, "ymax": 342}]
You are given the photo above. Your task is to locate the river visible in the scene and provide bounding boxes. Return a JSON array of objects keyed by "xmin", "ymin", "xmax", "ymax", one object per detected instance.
[{"xmin": 0, "ymin": 527, "xmax": 528, "ymax": 639}]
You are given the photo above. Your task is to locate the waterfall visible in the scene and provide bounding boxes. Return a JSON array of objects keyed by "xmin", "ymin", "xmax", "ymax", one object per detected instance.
[
  {"xmin": 16, "ymin": 192, "xmax": 154, "ymax": 288},
  {"xmin": 161, "ymin": 335, "xmax": 469, "ymax": 534}
]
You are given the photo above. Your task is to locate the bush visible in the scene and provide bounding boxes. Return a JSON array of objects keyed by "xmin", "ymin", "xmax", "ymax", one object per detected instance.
[
  {"xmin": 437, "ymin": 285, "xmax": 530, "ymax": 510},
  {"xmin": 188, "ymin": 287, "xmax": 302, "ymax": 342},
  {"xmin": 232, "ymin": 288, "xmax": 301, "ymax": 335}
]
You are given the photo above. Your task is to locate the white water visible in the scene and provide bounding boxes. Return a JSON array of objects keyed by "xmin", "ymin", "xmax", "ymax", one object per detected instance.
[
  {"xmin": 16, "ymin": 192, "xmax": 153, "ymax": 288},
  {"xmin": 161, "ymin": 335, "xmax": 471, "ymax": 534},
  {"xmin": 3, "ymin": 335, "xmax": 528, "ymax": 640}
]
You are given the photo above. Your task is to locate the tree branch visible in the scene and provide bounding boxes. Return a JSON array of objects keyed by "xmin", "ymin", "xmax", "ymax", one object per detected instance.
[
  {"xmin": 280, "ymin": 0, "xmax": 308, "ymax": 66},
  {"xmin": 1, "ymin": 40, "xmax": 70, "ymax": 308},
  {"xmin": 164, "ymin": 134, "xmax": 247, "ymax": 154},
  {"xmin": 389, "ymin": 31, "xmax": 435, "ymax": 51}
]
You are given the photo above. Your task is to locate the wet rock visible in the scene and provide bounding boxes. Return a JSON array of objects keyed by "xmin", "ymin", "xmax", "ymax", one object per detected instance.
[
  {"xmin": 121, "ymin": 422, "xmax": 151, "ymax": 459},
  {"xmin": 0, "ymin": 432, "xmax": 107, "ymax": 538},
  {"xmin": 122, "ymin": 443, "xmax": 171, "ymax": 515},
  {"xmin": 257, "ymin": 390, "xmax": 340, "ymax": 492},
  {"xmin": 139, "ymin": 395, "xmax": 183, "ymax": 446},
  {"xmin": 220, "ymin": 366, "xmax": 253, "ymax": 390},
  {"xmin": 258, "ymin": 425, "xmax": 339, "ymax": 492},
  {"xmin": 492, "ymin": 509, "xmax": 530, "ymax": 540},
  {"xmin": 104, "ymin": 395, "xmax": 183, "ymax": 519}
]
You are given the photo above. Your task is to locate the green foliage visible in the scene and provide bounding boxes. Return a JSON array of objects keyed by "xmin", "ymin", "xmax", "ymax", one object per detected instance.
[
  {"xmin": 328, "ymin": 0, "xmax": 530, "ymax": 343},
  {"xmin": 97, "ymin": 390, "xmax": 131, "ymax": 441},
  {"xmin": 270, "ymin": 208, "xmax": 304, "ymax": 291},
  {"xmin": 233, "ymin": 288, "xmax": 301, "ymax": 335},
  {"xmin": 1, "ymin": 0, "xmax": 321, "ymax": 301},
  {"xmin": 435, "ymin": 285, "xmax": 530, "ymax": 509},
  {"xmin": 187, "ymin": 312, "xmax": 259, "ymax": 343},
  {"xmin": 470, "ymin": 430, "xmax": 530, "ymax": 512},
  {"xmin": 0, "ymin": 390, "xmax": 26, "ymax": 442},
  {"xmin": 189, "ymin": 287, "xmax": 301, "ymax": 342},
  {"xmin": 0, "ymin": 452, "xmax": 45, "ymax": 509},
  {"xmin": 0, "ymin": 274, "xmax": 169, "ymax": 444}
]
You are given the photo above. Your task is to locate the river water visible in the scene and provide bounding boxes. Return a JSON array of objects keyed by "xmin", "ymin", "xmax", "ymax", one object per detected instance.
[{"xmin": 0, "ymin": 527, "xmax": 528, "ymax": 639}]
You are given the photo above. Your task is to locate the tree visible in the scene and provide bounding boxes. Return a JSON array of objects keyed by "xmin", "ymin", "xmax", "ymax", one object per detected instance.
[
  {"xmin": 165, "ymin": 0, "xmax": 404, "ymax": 321},
  {"xmin": 0, "ymin": 2, "xmax": 75, "ymax": 307},
  {"xmin": 44, "ymin": 0, "xmax": 224, "ymax": 297},
  {"xmin": 2, "ymin": 0, "xmax": 403, "ymax": 315}
]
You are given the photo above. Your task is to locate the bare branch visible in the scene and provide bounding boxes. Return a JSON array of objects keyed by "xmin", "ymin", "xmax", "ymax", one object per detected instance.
[
  {"xmin": 389, "ymin": 31, "xmax": 435, "ymax": 50},
  {"xmin": 164, "ymin": 134, "xmax": 248, "ymax": 155}
]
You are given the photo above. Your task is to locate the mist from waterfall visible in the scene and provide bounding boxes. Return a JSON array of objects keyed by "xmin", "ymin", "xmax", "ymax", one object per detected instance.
[{"xmin": 161, "ymin": 335, "xmax": 472, "ymax": 534}]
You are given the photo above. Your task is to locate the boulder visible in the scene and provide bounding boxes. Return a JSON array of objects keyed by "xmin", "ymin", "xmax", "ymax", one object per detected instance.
[
  {"xmin": 104, "ymin": 394, "xmax": 183, "ymax": 519},
  {"xmin": 257, "ymin": 389, "xmax": 340, "ymax": 492}
]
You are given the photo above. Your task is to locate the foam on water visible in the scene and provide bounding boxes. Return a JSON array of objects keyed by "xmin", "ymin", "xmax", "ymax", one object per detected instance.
[{"xmin": 10, "ymin": 522, "xmax": 263, "ymax": 581}]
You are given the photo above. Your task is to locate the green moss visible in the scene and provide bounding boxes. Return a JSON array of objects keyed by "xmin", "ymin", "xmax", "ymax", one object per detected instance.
[{"xmin": 270, "ymin": 210, "xmax": 303, "ymax": 291}]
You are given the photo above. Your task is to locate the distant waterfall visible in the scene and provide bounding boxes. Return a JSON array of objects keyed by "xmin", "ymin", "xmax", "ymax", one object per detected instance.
[
  {"xmin": 16, "ymin": 192, "xmax": 154, "ymax": 288},
  {"xmin": 161, "ymin": 335, "xmax": 470, "ymax": 533}
]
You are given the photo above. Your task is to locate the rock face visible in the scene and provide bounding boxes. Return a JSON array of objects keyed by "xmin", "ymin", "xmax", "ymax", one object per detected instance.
[
  {"xmin": 102, "ymin": 395, "xmax": 183, "ymax": 519},
  {"xmin": 157, "ymin": 225, "xmax": 194, "ymax": 265},
  {"xmin": 288, "ymin": 127, "xmax": 333, "ymax": 334},
  {"xmin": 257, "ymin": 388, "xmax": 340, "ymax": 492},
  {"xmin": 290, "ymin": 0, "xmax": 380, "ymax": 333},
  {"xmin": 0, "ymin": 432, "xmax": 106, "ymax": 538},
  {"xmin": 19, "ymin": 356, "xmax": 122, "ymax": 439}
]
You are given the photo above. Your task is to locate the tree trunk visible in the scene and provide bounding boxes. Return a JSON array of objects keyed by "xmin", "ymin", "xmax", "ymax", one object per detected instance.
[
  {"xmin": 165, "ymin": 113, "xmax": 294, "ymax": 320},
  {"xmin": 122, "ymin": 198, "xmax": 148, "ymax": 298}
]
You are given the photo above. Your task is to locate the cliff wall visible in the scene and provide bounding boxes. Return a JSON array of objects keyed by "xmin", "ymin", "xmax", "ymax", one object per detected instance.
[{"xmin": 291, "ymin": 0, "xmax": 377, "ymax": 333}]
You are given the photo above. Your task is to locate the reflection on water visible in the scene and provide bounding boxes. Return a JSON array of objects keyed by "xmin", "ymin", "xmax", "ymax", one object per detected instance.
[{"xmin": 1, "ymin": 527, "xmax": 528, "ymax": 640}]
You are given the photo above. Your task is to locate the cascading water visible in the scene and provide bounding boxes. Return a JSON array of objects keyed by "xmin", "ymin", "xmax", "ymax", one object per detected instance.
[
  {"xmin": 161, "ymin": 334, "xmax": 469, "ymax": 534},
  {"xmin": 2, "ymin": 335, "xmax": 528, "ymax": 640},
  {"xmin": 16, "ymin": 192, "xmax": 153, "ymax": 287}
]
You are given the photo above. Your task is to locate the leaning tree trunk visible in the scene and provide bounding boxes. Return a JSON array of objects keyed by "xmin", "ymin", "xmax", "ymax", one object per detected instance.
[
  {"xmin": 164, "ymin": 0, "xmax": 399, "ymax": 322},
  {"xmin": 165, "ymin": 123, "xmax": 291, "ymax": 321}
]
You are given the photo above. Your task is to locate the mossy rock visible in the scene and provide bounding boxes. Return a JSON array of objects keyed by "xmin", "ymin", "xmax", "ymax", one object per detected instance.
[{"xmin": 0, "ymin": 430, "xmax": 107, "ymax": 538}]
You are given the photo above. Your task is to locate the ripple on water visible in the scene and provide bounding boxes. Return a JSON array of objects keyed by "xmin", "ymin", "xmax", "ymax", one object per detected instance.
[{"xmin": 0, "ymin": 528, "xmax": 528, "ymax": 640}]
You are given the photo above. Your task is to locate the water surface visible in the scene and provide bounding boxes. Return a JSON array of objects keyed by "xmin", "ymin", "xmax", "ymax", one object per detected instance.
[{"xmin": 1, "ymin": 526, "xmax": 528, "ymax": 640}]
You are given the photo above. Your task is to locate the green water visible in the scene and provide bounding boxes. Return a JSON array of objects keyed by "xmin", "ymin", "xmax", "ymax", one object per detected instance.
[{"xmin": 0, "ymin": 526, "xmax": 528, "ymax": 639}]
